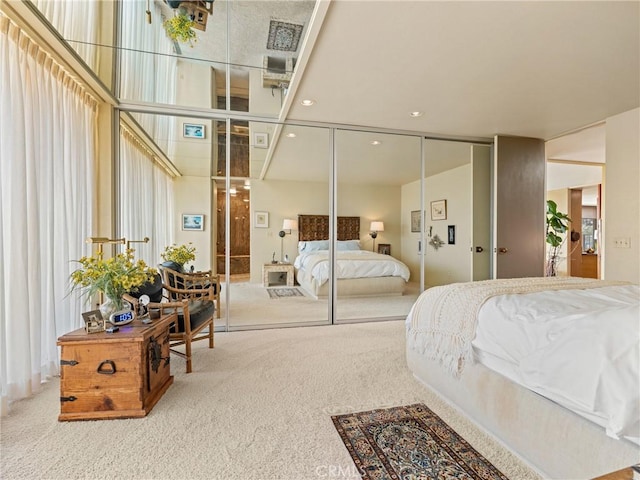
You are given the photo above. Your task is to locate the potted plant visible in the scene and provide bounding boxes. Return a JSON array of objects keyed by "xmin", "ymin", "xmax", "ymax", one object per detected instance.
[
  {"xmin": 545, "ymin": 199, "xmax": 571, "ymax": 276},
  {"xmin": 70, "ymin": 250, "xmax": 157, "ymax": 317},
  {"xmin": 163, "ymin": 12, "xmax": 197, "ymax": 45},
  {"xmin": 161, "ymin": 243, "xmax": 196, "ymax": 272}
]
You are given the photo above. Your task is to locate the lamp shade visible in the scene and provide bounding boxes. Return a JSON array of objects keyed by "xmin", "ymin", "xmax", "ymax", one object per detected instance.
[
  {"xmin": 370, "ymin": 221, "xmax": 384, "ymax": 232},
  {"xmin": 282, "ymin": 219, "xmax": 298, "ymax": 231}
]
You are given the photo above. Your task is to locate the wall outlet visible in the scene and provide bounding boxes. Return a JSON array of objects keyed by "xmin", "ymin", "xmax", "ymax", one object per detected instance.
[{"xmin": 613, "ymin": 237, "xmax": 631, "ymax": 248}]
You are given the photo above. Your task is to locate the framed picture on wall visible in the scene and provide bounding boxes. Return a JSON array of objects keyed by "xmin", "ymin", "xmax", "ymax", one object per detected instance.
[
  {"xmin": 431, "ymin": 199, "xmax": 447, "ymax": 220},
  {"xmin": 183, "ymin": 123, "xmax": 205, "ymax": 139},
  {"xmin": 182, "ymin": 214, "xmax": 204, "ymax": 231},
  {"xmin": 378, "ymin": 244, "xmax": 391, "ymax": 255},
  {"xmin": 411, "ymin": 210, "xmax": 421, "ymax": 232},
  {"xmin": 255, "ymin": 211, "xmax": 269, "ymax": 228}
]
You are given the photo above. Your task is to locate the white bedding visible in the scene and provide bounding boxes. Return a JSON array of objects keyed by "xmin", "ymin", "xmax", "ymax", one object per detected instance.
[
  {"xmin": 406, "ymin": 280, "xmax": 640, "ymax": 445},
  {"xmin": 472, "ymin": 284, "xmax": 640, "ymax": 444},
  {"xmin": 294, "ymin": 250, "xmax": 410, "ymax": 286}
]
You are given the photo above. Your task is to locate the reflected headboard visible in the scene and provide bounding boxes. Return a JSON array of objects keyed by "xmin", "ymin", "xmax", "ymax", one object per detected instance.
[{"xmin": 297, "ymin": 215, "xmax": 360, "ymax": 241}]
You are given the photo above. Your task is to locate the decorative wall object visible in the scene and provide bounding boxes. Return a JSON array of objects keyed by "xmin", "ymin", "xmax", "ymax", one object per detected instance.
[
  {"xmin": 431, "ymin": 200, "xmax": 447, "ymax": 220},
  {"xmin": 182, "ymin": 213, "xmax": 204, "ymax": 230},
  {"xmin": 183, "ymin": 123, "xmax": 205, "ymax": 139},
  {"xmin": 254, "ymin": 132, "xmax": 269, "ymax": 149},
  {"xmin": 448, "ymin": 225, "xmax": 456, "ymax": 244},
  {"xmin": 429, "ymin": 234, "xmax": 445, "ymax": 250},
  {"xmin": 255, "ymin": 211, "xmax": 269, "ymax": 228}
]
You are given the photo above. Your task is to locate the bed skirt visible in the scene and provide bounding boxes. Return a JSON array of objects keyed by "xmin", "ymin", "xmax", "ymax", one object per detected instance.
[
  {"xmin": 406, "ymin": 348, "xmax": 640, "ymax": 479},
  {"xmin": 298, "ymin": 276, "xmax": 406, "ymax": 299}
]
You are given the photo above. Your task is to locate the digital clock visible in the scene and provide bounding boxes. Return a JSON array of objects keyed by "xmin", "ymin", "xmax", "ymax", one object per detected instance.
[{"xmin": 109, "ymin": 309, "xmax": 134, "ymax": 326}]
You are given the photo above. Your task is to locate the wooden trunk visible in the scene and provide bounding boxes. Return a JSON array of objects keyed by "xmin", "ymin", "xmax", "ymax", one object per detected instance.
[{"xmin": 57, "ymin": 314, "xmax": 175, "ymax": 421}]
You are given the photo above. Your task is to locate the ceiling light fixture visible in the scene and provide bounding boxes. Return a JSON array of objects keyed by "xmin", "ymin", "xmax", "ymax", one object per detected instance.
[
  {"xmin": 409, "ymin": 111, "xmax": 424, "ymax": 117},
  {"xmin": 301, "ymin": 99, "xmax": 315, "ymax": 106},
  {"xmin": 286, "ymin": 133, "xmax": 297, "ymax": 138},
  {"xmin": 371, "ymin": 140, "xmax": 382, "ymax": 146}
]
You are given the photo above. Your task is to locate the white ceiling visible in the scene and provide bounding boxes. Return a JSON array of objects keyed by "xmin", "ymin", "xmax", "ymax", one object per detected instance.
[{"xmin": 287, "ymin": 1, "xmax": 639, "ymax": 144}]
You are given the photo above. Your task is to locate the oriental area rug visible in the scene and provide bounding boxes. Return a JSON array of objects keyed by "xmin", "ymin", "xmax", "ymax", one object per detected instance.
[
  {"xmin": 267, "ymin": 287, "xmax": 304, "ymax": 299},
  {"xmin": 331, "ymin": 403, "xmax": 509, "ymax": 480}
]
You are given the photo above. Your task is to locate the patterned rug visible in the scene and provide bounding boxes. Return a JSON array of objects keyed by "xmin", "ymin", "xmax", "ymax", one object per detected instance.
[
  {"xmin": 332, "ymin": 403, "xmax": 508, "ymax": 480},
  {"xmin": 267, "ymin": 287, "xmax": 304, "ymax": 299}
]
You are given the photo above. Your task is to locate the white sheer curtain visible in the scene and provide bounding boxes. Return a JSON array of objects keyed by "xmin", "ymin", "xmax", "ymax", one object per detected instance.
[
  {"xmin": 119, "ymin": 127, "xmax": 175, "ymax": 268},
  {"xmin": 0, "ymin": 15, "xmax": 96, "ymax": 416},
  {"xmin": 31, "ymin": 0, "xmax": 100, "ymax": 72}
]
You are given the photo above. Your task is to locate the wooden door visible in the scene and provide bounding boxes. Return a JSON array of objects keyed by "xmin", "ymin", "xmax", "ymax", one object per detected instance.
[{"xmin": 493, "ymin": 135, "xmax": 546, "ymax": 278}]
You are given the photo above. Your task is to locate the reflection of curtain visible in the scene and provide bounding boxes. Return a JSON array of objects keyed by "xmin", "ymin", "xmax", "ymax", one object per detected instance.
[
  {"xmin": 119, "ymin": 127, "xmax": 174, "ymax": 268},
  {"xmin": 0, "ymin": 15, "xmax": 97, "ymax": 415},
  {"xmin": 32, "ymin": 0, "xmax": 99, "ymax": 72},
  {"xmin": 119, "ymin": 0, "xmax": 177, "ymax": 158}
]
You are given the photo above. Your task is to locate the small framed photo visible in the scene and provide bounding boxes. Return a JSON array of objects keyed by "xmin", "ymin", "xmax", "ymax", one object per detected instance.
[
  {"xmin": 448, "ymin": 225, "xmax": 456, "ymax": 245},
  {"xmin": 254, "ymin": 132, "xmax": 269, "ymax": 149},
  {"xmin": 431, "ymin": 199, "xmax": 447, "ymax": 221},
  {"xmin": 378, "ymin": 244, "xmax": 391, "ymax": 255},
  {"xmin": 255, "ymin": 211, "xmax": 269, "ymax": 228},
  {"xmin": 411, "ymin": 210, "xmax": 421, "ymax": 233},
  {"xmin": 182, "ymin": 213, "xmax": 204, "ymax": 231},
  {"xmin": 82, "ymin": 310, "xmax": 105, "ymax": 334},
  {"xmin": 183, "ymin": 123, "xmax": 205, "ymax": 139}
]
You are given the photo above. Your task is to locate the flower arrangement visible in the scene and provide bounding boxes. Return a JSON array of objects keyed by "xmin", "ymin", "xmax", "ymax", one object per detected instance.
[
  {"xmin": 163, "ymin": 13, "xmax": 197, "ymax": 45},
  {"xmin": 161, "ymin": 243, "xmax": 196, "ymax": 266},
  {"xmin": 70, "ymin": 250, "xmax": 157, "ymax": 308}
]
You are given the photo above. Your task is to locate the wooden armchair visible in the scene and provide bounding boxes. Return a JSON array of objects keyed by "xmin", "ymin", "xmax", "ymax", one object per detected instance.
[
  {"xmin": 125, "ymin": 269, "xmax": 217, "ymax": 374},
  {"xmin": 161, "ymin": 266, "xmax": 221, "ymax": 319}
]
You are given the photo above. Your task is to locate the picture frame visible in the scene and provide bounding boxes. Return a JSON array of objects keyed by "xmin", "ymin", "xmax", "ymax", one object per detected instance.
[
  {"xmin": 448, "ymin": 225, "xmax": 456, "ymax": 244},
  {"xmin": 430, "ymin": 199, "xmax": 447, "ymax": 221},
  {"xmin": 254, "ymin": 132, "xmax": 269, "ymax": 149},
  {"xmin": 82, "ymin": 309, "xmax": 105, "ymax": 334},
  {"xmin": 255, "ymin": 211, "xmax": 269, "ymax": 228},
  {"xmin": 183, "ymin": 123, "xmax": 205, "ymax": 139},
  {"xmin": 182, "ymin": 213, "xmax": 204, "ymax": 231},
  {"xmin": 411, "ymin": 210, "xmax": 422, "ymax": 233},
  {"xmin": 378, "ymin": 243, "xmax": 391, "ymax": 255}
]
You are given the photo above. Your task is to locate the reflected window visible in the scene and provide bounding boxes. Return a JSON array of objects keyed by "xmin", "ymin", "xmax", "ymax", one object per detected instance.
[{"xmin": 582, "ymin": 218, "xmax": 597, "ymax": 253}]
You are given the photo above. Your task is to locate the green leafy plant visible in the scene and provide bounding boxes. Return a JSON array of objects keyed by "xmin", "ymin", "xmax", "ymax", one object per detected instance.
[
  {"xmin": 163, "ymin": 13, "xmax": 197, "ymax": 45},
  {"xmin": 161, "ymin": 243, "xmax": 196, "ymax": 266},
  {"xmin": 70, "ymin": 250, "xmax": 157, "ymax": 307},
  {"xmin": 545, "ymin": 200, "xmax": 571, "ymax": 276}
]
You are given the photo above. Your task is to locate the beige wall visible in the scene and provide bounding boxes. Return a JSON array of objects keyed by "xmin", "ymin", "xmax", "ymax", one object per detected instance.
[
  {"xmin": 401, "ymin": 164, "xmax": 473, "ymax": 286},
  {"xmin": 249, "ymin": 179, "xmax": 402, "ymax": 283},
  {"xmin": 603, "ymin": 107, "xmax": 640, "ymax": 283},
  {"xmin": 174, "ymin": 176, "xmax": 211, "ymax": 272}
]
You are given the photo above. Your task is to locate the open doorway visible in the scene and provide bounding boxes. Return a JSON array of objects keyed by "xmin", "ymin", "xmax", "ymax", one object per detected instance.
[{"xmin": 546, "ymin": 124, "xmax": 605, "ymax": 278}]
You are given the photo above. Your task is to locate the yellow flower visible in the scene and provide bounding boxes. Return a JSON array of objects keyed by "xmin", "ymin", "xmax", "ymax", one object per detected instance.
[
  {"xmin": 70, "ymin": 249, "xmax": 156, "ymax": 306},
  {"xmin": 161, "ymin": 243, "xmax": 196, "ymax": 266}
]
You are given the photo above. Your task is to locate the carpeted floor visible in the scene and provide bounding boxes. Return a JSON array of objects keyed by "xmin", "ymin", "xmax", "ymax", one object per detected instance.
[
  {"xmin": 0, "ymin": 320, "xmax": 542, "ymax": 480},
  {"xmin": 332, "ymin": 404, "xmax": 509, "ymax": 480}
]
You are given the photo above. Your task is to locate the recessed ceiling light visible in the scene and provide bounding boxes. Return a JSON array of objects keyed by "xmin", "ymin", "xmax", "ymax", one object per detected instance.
[
  {"xmin": 370, "ymin": 140, "xmax": 382, "ymax": 146},
  {"xmin": 286, "ymin": 132, "xmax": 297, "ymax": 138},
  {"xmin": 301, "ymin": 99, "xmax": 315, "ymax": 106},
  {"xmin": 409, "ymin": 111, "xmax": 424, "ymax": 117}
]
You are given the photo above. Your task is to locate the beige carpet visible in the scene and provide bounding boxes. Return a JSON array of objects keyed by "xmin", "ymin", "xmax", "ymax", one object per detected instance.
[
  {"xmin": 0, "ymin": 320, "xmax": 541, "ymax": 480},
  {"xmin": 219, "ymin": 281, "xmax": 421, "ymax": 328}
]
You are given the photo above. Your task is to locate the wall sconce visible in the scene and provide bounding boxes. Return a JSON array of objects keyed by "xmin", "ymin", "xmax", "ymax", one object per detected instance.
[
  {"xmin": 279, "ymin": 219, "xmax": 298, "ymax": 263},
  {"xmin": 369, "ymin": 221, "xmax": 384, "ymax": 252}
]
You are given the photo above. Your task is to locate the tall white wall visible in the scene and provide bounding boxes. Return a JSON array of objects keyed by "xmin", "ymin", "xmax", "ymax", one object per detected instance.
[
  {"xmin": 603, "ymin": 108, "xmax": 640, "ymax": 283},
  {"xmin": 173, "ymin": 176, "xmax": 211, "ymax": 272}
]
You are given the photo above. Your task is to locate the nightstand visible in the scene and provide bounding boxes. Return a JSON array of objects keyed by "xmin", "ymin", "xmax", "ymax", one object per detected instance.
[{"xmin": 263, "ymin": 263, "xmax": 294, "ymax": 287}]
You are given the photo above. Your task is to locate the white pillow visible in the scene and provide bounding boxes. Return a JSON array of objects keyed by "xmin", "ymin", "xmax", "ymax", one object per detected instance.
[
  {"xmin": 337, "ymin": 240, "xmax": 361, "ymax": 251},
  {"xmin": 298, "ymin": 240, "xmax": 330, "ymax": 253}
]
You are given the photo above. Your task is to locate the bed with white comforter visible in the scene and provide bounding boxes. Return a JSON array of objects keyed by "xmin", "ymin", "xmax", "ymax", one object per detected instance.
[
  {"xmin": 405, "ymin": 277, "xmax": 640, "ymax": 478},
  {"xmin": 294, "ymin": 240, "xmax": 410, "ymax": 298}
]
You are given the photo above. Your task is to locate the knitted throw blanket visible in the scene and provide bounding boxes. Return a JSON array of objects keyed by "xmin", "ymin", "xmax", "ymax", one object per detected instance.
[{"xmin": 406, "ymin": 277, "xmax": 629, "ymax": 377}]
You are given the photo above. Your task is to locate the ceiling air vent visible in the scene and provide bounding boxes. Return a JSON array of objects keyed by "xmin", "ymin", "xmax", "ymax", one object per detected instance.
[{"xmin": 262, "ymin": 56, "xmax": 295, "ymax": 88}]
